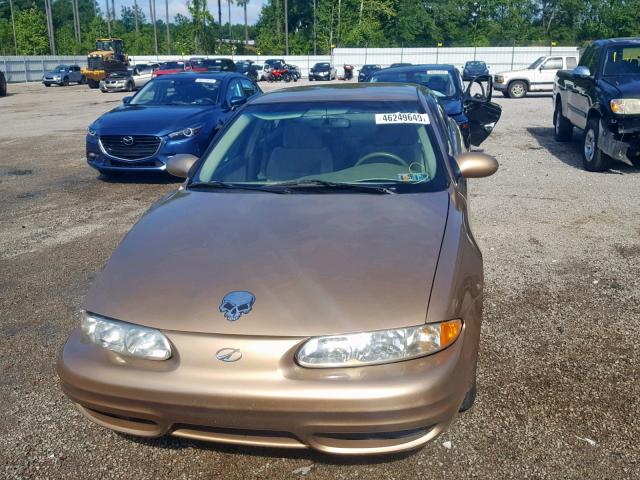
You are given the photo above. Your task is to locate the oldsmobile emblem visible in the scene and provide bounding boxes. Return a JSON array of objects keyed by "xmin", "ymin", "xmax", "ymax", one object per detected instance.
[
  {"xmin": 219, "ymin": 291, "xmax": 255, "ymax": 321},
  {"xmin": 122, "ymin": 136, "xmax": 134, "ymax": 146},
  {"xmin": 216, "ymin": 348, "xmax": 242, "ymax": 363}
]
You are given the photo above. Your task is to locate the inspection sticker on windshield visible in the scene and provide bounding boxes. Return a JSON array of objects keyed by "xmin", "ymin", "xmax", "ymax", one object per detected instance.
[
  {"xmin": 375, "ymin": 113, "xmax": 430, "ymax": 125},
  {"xmin": 398, "ymin": 173, "xmax": 429, "ymax": 182},
  {"xmin": 426, "ymin": 70, "xmax": 449, "ymax": 75},
  {"xmin": 195, "ymin": 78, "xmax": 218, "ymax": 83}
]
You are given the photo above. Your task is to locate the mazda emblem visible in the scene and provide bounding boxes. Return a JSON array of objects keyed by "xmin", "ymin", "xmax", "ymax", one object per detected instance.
[
  {"xmin": 122, "ymin": 136, "xmax": 134, "ymax": 146},
  {"xmin": 215, "ymin": 348, "xmax": 242, "ymax": 363}
]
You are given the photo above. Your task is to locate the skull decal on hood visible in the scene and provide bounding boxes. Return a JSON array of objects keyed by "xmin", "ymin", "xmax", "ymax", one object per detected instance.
[{"xmin": 219, "ymin": 291, "xmax": 256, "ymax": 321}]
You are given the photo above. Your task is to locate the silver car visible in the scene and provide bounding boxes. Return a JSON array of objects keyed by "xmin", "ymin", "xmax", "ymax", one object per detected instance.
[
  {"xmin": 130, "ymin": 64, "xmax": 158, "ymax": 89},
  {"xmin": 100, "ymin": 72, "xmax": 135, "ymax": 93}
]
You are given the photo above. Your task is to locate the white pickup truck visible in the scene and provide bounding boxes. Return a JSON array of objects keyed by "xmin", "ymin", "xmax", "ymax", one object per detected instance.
[{"xmin": 493, "ymin": 55, "xmax": 578, "ymax": 98}]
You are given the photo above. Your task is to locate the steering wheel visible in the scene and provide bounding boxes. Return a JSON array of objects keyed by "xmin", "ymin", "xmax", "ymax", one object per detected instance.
[{"xmin": 355, "ymin": 151, "xmax": 408, "ymax": 167}]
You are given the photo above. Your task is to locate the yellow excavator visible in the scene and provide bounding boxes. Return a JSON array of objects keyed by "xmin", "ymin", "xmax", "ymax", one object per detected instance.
[{"xmin": 82, "ymin": 38, "xmax": 130, "ymax": 89}]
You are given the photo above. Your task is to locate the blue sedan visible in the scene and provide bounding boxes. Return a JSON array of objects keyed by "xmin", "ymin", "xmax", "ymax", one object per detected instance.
[
  {"xmin": 369, "ymin": 64, "xmax": 500, "ymax": 148},
  {"xmin": 86, "ymin": 72, "xmax": 261, "ymax": 177}
]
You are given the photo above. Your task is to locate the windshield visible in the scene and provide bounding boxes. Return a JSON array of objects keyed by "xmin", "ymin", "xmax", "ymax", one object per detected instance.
[
  {"xmin": 603, "ymin": 45, "xmax": 640, "ymax": 76},
  {"xmin": 370, "ymin": 69, "xmax": 459, "ymax": 98},
  {"xmin": 95, "ymin": 41, "xmax": 114, "ymax": 51},
  {"xmin": 466, "ymin": 61, "xmax": 486, "ymax": 68},
  {"xmin": 54, "ymin": 65, "xmax": 69, "ymax": 72},
  {"xmin": 131, "ymin": 78, "xmax": 220, "ymax": 106},
  {"xmin": 192, "ymin": 101, "xmax": 447, "ymax": 193},
  {"xmin": 314, "ymin": 63, "xmax": 331, "ymax": 70},
  {"xmin": 158, "ymin": 61, "xmax": 184, "ymax": 70},
  {"xmin": 362, "ymin": 65, "xmax": 380, "ymax": 71},
  {"xmin": 528, "ymin": 57, "xmax": 545, "ymax": 69},
  {"xmin": 108, "ymin": 71, "xmax": 129, "ymax": 79}
]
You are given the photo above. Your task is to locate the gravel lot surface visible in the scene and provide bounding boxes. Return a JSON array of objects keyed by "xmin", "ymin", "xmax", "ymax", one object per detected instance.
[{"xmin": 1, "ymin": 80, "xmax": 638, "ymax": 479}]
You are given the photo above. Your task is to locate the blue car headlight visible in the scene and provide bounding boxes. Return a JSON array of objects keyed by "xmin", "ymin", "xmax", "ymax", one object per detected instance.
[{"xmin": 168, "ymin": 125, "xmax": 203, "ymax": 140}]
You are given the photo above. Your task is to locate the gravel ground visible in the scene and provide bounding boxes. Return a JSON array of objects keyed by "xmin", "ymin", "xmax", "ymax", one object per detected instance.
[{"xmin": 1, "ymin": 80, "xmax": 638, "ymax": 479}]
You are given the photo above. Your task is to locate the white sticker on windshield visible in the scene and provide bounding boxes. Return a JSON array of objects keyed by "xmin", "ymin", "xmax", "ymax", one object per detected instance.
[
  {"xmin": 375, "ymin": 113, "xmax": 430, "ymax": 125},
  {"xmin": 195, "ymin": 78, "xmax": 218, "ymax": 83},
  {"xmin": 426, "ymin": 70, "xmax": 449, "ymax": 75}
]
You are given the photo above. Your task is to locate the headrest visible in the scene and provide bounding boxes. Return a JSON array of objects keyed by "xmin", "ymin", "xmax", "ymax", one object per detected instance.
[{"xmin": 371, "ymin": 125, "xmax": 418, "ymax": 146}]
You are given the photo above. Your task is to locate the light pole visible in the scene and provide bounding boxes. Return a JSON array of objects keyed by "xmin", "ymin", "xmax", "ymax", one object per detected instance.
[
  {"xmin": 284, "ymin": 0, "xmax": 288, "ymax": 55},
  {"xmin": 8, "ymin": 0, "xmax": 18, "ymax": 54}
]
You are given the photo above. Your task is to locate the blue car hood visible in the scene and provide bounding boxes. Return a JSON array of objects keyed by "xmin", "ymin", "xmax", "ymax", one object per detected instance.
[
  {"xmin": 95, "ymin": 105, "xmax": 221, "ymax": 136},
  {"xmin": 439, "ymin": 97, "xmax": 464, "ymax": 116}
]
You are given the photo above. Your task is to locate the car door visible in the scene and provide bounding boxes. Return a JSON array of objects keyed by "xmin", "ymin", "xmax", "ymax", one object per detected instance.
[
  {"xmin": 536, "ymin": 57, "xmax": 563, "ymax": 90},
  {"xmin": 135, "ymin": 66, "xmax": 153, "ymax": 88},
  {"xmin": 569, "ymin": 47, "xmax": 600, "ymax": 130},
  {"xmin": 239, "ymin": 77, "xmax": 261, "ymax": 99},
  {"xmin": 463, "ymin": 74, "xmax": 502, "ymax": 146}
]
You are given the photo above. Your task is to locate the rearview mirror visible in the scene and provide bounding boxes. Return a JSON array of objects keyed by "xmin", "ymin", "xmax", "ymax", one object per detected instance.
[
  {"xmin": 167, "ymin": 153, "xmax": 199, "ymax": 178},
  {"xmin": 455, "ymin": 152, "xmax": 499, "ymax": 178},
  {"xmin": 573, "ymin": 66, "xmax": 591, "ymax": 78},
  {"xmin": 122, "ymin": 96, "xmax": 132, "ymax": 105}
]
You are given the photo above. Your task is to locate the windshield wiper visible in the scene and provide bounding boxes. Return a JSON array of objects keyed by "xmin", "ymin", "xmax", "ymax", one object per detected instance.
[
  {"xmin": 188, "ymin": 181, "xmax": 289, "ymax": 194},
  {"xmin": 270, "ymin": 179, "xmax": 395, "ymax": 194}
]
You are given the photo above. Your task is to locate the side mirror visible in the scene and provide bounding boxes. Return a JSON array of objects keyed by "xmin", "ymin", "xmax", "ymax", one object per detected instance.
[
  {"xmin": 574, "ymin": 66, "xmax": 591, "ymax": 78},
  {"xmin": 455, "ymin": 152, "xmax": 499, "ymax": 178},
  {"xmin": 166, "ymin": 153, "xmax": 199, "ymax": 179},
  {"xmin": 227, "ymin": 96, "xmax": 247, "ymax": 109},
  {"xmin": 122, "ymin": 96, "xmax": 132, "ymax": 105}
]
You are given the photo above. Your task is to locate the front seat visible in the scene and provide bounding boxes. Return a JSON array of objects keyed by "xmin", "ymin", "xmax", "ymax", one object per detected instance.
[{"xmin": 265, "ymin": 123, "xmax": 333, "ymax": 180}]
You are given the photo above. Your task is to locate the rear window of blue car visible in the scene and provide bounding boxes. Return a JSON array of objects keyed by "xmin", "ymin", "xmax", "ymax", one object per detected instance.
[{"xmin": 371, "ymin": 69, "xmax": 459, "ymax": 99}]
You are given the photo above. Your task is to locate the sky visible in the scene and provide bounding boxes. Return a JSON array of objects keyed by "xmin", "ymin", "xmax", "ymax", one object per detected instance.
[{"xmin": 111, "ymin": 0, "xmax": 267, "ymax": 26}]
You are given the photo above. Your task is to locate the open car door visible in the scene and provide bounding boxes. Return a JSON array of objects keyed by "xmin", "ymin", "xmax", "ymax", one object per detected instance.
[{"xmin": 464, "ymin": 74, "xmax": 502, "ymax": 147}]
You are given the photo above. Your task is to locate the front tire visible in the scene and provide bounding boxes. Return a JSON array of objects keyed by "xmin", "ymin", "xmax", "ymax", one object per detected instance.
[
  {"xmin": 553, "ymin": 102, "xmax": 573, "ymax": 141},
  {"xmin": 63, "ymin": 77, "xmax": 70, "ymax": 86},
  {"xmin": 88, "ymin": 79, "xmax": 99, "ymax": 89},
  {"xmin": 508, "ymin": 80, "xmax": 527, "ymax": 98},
  {"xmin": 582, "ymin": 118, "xmax": 611, "ymax": 172},
  {"xmin": 459, "ymin": 381, "xmax": 477, "ymax": 412}
]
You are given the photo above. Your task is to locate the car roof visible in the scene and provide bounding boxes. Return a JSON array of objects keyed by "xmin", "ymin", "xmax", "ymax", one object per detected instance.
[
  {"xmin": 591, "ymin": 37, "xmax": 640, "ymax": 46},
  {"xmin": 379, "ymin": 64, "xmax": 457, "ymax": 73},
  {"xmin": 250, "ymin": 84, "xmax": 420, "ymax": 105}
]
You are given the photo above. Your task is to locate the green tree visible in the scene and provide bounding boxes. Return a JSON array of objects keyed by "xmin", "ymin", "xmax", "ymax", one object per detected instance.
[{"xmin": 15, "ymin": 7, "xmax": 49, "ymax": 54}]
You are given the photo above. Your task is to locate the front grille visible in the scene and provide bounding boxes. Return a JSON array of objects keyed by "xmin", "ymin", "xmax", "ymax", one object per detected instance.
[
  {"xmin": 100, "ymin": 135, "xmax": 161, "ymax": 160},
  {"xmin": 88, "ymin": 56, "xmax": 104, "ymax": 70}
]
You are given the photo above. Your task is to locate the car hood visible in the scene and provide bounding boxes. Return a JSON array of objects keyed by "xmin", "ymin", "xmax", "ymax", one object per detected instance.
[
  {"xmin": 44, "ymin": 71, "xmax": 65, "ymax": 76},
  {"xmin": 602, "ymin": 76, "xmax": 640, "ymax": 97},
  {"xmin": 84, "ymin": 190, "xmax": 450, "ymax": 337},
  {"xmin": 95, "ymin": 105, "xmax": 219, "ymax": 136}
]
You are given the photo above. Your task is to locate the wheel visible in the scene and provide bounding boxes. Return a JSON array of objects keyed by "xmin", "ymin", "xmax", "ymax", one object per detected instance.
[
  {"xmin": 88, "ymin": 79, "xmax": 99, "ymax": 89},
  {"xmin": 44, "ymin": 83, "xmax": 51, "ymax": 87},
  {"xmin": 459, "ymin": 381, "xmax": 477, "ymax": 412},
  {"xmin": 127, "ymin": 81, "xmax": 134, "ymax": 92},
  {"xmin": 63, "ymin": 77, "xmax": 69, "ymax": 86},
  {"xmin": 309, "ymin": 77, "xmax": 314, "ymax": 81},
  {"xmin": 284, "ymin": 74, "xmax": 291, "ymax": 83},
  {"xmin": 553, "ymin": 102, "xmax": 573, "ymax": 142},
  {"xmin": 79, "ymin": 76, "xmax": 86, "ymax": 85},
  {"xmin": 508, "ymin": 80, "xmax": 527, "ymax": 98},
  {"xmin": 582, "ymin": 117, "xmax": 611, "ymax": 172},
  {"xmin": 0, "ymin": 81, "xmax": 6, "ymax": 97}
]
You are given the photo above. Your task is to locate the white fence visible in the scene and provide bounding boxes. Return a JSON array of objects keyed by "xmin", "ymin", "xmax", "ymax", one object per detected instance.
[{"xmin": 1, "ymin": 46, "xmax": 579, "ymax": 83}]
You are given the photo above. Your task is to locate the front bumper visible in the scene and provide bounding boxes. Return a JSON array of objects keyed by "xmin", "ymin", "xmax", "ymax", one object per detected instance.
[
  {"xmin": 100, "ymin": 83, "xmax": 128, "ymax": 92},
  {"xmin": 58, "ymin": 326, "xmax": 474, "ymax": 455},
  {"xmin": 42, "ymin": 79, "xmax": 63, "ymax": 86},
  {"xmin": 600, "ymin": 118, "xmax": 640, "ymax": 166},
  {"xmin": 86, "ymin": 135, "xmax": 200, "ymax": 173},
  {"xmin": 493, "ymin": 81, "xmax": 508, "ymax": 91},
  {"xmin": 310, "ymin": 73, "xmax": 331, "ymax": 80}
]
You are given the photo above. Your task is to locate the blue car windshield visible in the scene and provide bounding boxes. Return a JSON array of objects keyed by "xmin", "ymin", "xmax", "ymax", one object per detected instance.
[
  {"xmin": 193, "ymin": 101, "xmax": 448, "ymax": 193},
  {"xmin": 131, "ymin": 78, "xmax": 220, "ymax": 106},
  {"xmin": 54, "ymin": 65, "xmax": 69, "ymax": 72},
  {"xmin": 371, "ymin": 69, "xmax": 459, "ymax": 98}
]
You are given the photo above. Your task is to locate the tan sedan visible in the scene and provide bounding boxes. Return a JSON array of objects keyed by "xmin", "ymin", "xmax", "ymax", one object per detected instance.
[{"xmin": 58, "ymin": 83, "xmax": 500, "ymax": 455}]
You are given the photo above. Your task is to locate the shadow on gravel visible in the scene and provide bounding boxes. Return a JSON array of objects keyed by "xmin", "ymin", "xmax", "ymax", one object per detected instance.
[
  {"xmin": 527, "ymin": 126, "xmax": 640, "ymax": 175},
  {"xmin": 118, "ymin": 433, "xmax": 418, "ymax": 465},
  {"xmin": 98, "ymin": 172, "xmax": 181, "ymax": 185}
]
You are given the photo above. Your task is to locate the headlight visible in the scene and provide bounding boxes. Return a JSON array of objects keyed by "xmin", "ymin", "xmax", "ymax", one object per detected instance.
[
  {"xmin": 87, "ymin": 125, "xmax": 98, "ymax": 136},
  {"xmin": 81, "ymin": 312, "xmax": 172, "ymax": 360},
  {"xmin": 296, "ymin": 320, "xmax": 462, "ymax": 368},
  {"xmin": 54, "ymin": 75, "xmax": 61, "ymax": 80},
  {"xmin": 168, "ymin": 126, "xmax": 202, "ymax": 140},
  {"xmin": 495, "ymin": 75, "xmax": 504, "ymax": 83},
  {"xmin": 610, "ymin": 98, "xmax": 640, "ymax": 115}
]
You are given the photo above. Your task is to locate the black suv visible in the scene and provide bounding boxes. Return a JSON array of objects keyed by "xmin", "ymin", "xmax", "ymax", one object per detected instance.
[{"xmin": 554, "ymin": 38, "xmax": 640, "ymax": 171}]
